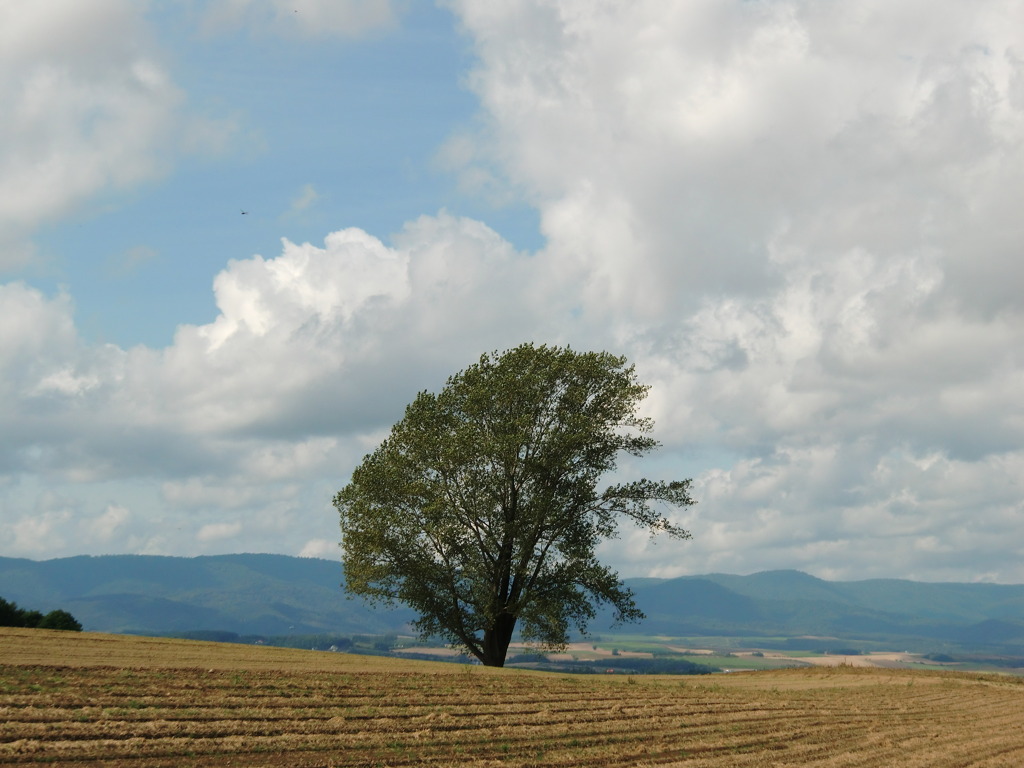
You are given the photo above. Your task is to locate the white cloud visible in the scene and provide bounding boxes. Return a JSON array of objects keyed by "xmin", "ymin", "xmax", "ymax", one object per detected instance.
[
  {"xmin": 299, "ymin": 538, "xmax": 337, "ymax": 559},
  {"xmin": 3, "ymin": 1, "xmax": 1023, "ymax": 584},
  {"xmin": 441, "ymin": 0, "xmax": 1024, "ymax": 581},
  {"xmin": 144, "ymin": 213, "xmax": 537, "ymax": 441},
  {"xmin": 196, "ymin": 521, "xmax": 243, "ymax": 542},
  {"xmin": 449, "ymin": 0, "xmax": 1024, "ymax": 314},
  {"xmin": 0, "ymin": 1, "xmax": 235, "ymax": 269},
  {"xmin": 7, "ymin": 510, "xmax": 70, "ymax": 555},
  {"xmin": 0, "ymin": 3, "xmax": 169, "ymax": 258},
  {"xmin": 89, "ymin": 505, "xmax": 131, "ymax": 543},
  {"xmin": 161, "ymin": 478, "xmax": 273, "ymax": 510},
  {"xmin": 0, "ymin": 211, "xmax": 542, "ymax": 558}
]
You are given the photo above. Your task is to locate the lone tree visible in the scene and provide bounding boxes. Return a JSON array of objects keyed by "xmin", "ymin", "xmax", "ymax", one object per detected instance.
[{"xmin": 334, "ymin": 343, "xmax": 694, "ymax": 667}]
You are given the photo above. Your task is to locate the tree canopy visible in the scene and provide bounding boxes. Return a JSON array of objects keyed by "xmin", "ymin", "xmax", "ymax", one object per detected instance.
[
  {"xmin": 0, "ymin": 597, "xmax": 82, "ymax": 631},
  {"xmin": 334, "ymin": 343, "xmax": 694, "ymax": 666}
]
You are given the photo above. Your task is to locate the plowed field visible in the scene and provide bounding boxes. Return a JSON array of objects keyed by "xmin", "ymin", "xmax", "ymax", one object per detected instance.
[{"xmin": 2, "ymin": 627, "xmax": 1023, "ymax": 767}]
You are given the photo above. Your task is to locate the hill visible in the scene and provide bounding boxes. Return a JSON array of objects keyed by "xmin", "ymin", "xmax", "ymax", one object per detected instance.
[
  {"xmin": 629, "ymin": 569, "xmax": 1024, "ymax": 652},
  {"xmin": 1, "ymin": 554, "xmax": 1022, "ymax": 652},
  {"xmin": 0, "ymin": 553, "xmax": 414, "ymax": 636}
]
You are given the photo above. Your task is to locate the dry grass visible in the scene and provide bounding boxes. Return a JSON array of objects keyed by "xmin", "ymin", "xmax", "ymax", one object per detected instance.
[{"xmin": 3, "ymin": 627, "xmax": 1024, "ymax": 767}]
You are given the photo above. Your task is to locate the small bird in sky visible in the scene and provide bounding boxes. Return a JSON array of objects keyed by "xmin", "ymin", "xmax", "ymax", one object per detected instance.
[{"xmin": 241, "ymin": 210, "xmax": 248, "ymax": 215}]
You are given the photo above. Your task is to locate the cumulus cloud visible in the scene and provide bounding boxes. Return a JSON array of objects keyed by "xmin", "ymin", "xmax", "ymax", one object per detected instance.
[
  {"xmin": 0, "ymin": 212, "xmax": 534, "ymax": 477},
  {"xmin": 450, "ymin": 0, "xmax": 1024, "ymax": 315},
  {"xmin": 441, "ymin": 0, "xmax": 1024, "ymax": 581},
  {"xmin": 6, "ymin": 507, "xmax": 72, "ymax": 556},
  {"xmin": 89, "ymin": 504, "xmax": 131, "ymax": 543},
  {"xmin": 0, "ymin": 212, "xmax": 545, "ymax": 559},
  {"xmin": 197, "ymin": 521, "xmax": 243, "ymax": 542},
  {"xmin": 2, "ymin": 1, "xmax": 1023, "ymax": 583},
  {"xmin": 1, "ymin": 488, "xmax": 140, "ymax": 556},
  {"xmin": 299, "ymin": 538, "xmax": 338, "ymax": 559},
  {"xmin": 157, "ymin": 212, "xmax": 541, "ymax": 440},
  {"xmin": 0, "ymin": 1, "xmax": 234, "ymax": 270}
]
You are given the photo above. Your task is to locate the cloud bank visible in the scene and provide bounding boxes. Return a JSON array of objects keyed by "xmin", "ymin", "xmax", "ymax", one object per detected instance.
[
  {"xmin": 2, "ymin": 1, "xmax": 1023, "ymax": 582},
  {"xmin": 444, "ymin": 0, "xmax": 1024, "ymax": 580}
]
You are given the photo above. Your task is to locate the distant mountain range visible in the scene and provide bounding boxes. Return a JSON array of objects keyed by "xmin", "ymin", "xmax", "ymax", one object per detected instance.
[
  {"xmin": 2, "ymin": 554, "xmax": 1022, "ymax": 654},
  {"xmin": 634, "ymin": 570, "xmax": 1024, "ymax": 653}
]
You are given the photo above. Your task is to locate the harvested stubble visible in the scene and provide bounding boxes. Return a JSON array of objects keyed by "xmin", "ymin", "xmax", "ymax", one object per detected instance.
[{"xmin": 2, "ymin": 628, "xmax": 1024, "ymax": 767}]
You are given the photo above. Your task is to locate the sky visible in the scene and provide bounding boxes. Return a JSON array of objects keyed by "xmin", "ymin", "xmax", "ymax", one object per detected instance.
[{"xmin": 2, "ymin": 0, "xmax": 1023, "ymax": 584}]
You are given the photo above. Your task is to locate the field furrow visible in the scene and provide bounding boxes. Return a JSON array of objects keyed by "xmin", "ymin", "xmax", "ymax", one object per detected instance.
[{"xmin": 3, "ymin": 628, "xmax": 1024, "ymax": 767}]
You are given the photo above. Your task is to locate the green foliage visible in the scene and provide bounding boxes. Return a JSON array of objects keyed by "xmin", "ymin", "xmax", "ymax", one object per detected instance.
[
  {"xmin": 507, "ymin": 652, "xmax": 550, "ymax": 664},
  {"xmin": 531, "ymin": 657, "xmax": 717, "ymax": 675},
  {"xmin": 169, "ymin": 630, "xmax": 243, "ymax": 643},
  {"xmin": 0, "ymin": 597, "xmax": 22, "ymax": 627},
  {"xmin": 0, "ymin": 597, "xmax": 82, "ymax": 631},
  {"xmin": 335, "ymin": 343, "xmax": 694, "ymax": 666},
  {"xmin": 37, "ymin": 610, "xmax": 83, "ymax": 631}
]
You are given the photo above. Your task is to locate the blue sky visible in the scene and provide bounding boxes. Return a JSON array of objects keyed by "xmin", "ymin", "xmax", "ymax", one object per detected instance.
[
  {"xmin": 2, "ymin": 0, "xmax": 1024, "ymax": 584},
  {"xmin": 29, "ymin": 3, "xmax": 539, "ymax": 348}
]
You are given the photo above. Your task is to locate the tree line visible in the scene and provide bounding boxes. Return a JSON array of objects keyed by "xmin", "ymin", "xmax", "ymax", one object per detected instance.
[{"xmin": 0, "ymin": 596, "xmax": 82, "ymax": 631}]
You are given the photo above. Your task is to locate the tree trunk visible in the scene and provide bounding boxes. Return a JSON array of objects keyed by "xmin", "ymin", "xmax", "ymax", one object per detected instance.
[{"xmin": 480, "ymin": 613, "xmax": 517, "ymax": 667}]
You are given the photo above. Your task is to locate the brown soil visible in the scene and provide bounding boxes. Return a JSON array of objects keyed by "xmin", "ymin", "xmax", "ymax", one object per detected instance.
[{"xmin": 3, "ymin": 627, "xmax": 1023, "ymax": 767}]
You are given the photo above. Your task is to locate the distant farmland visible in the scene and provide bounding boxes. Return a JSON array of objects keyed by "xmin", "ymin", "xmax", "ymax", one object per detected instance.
[{"xmin": 2, "ymin": 628, "xmax": 1024, "ymax": 766}]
